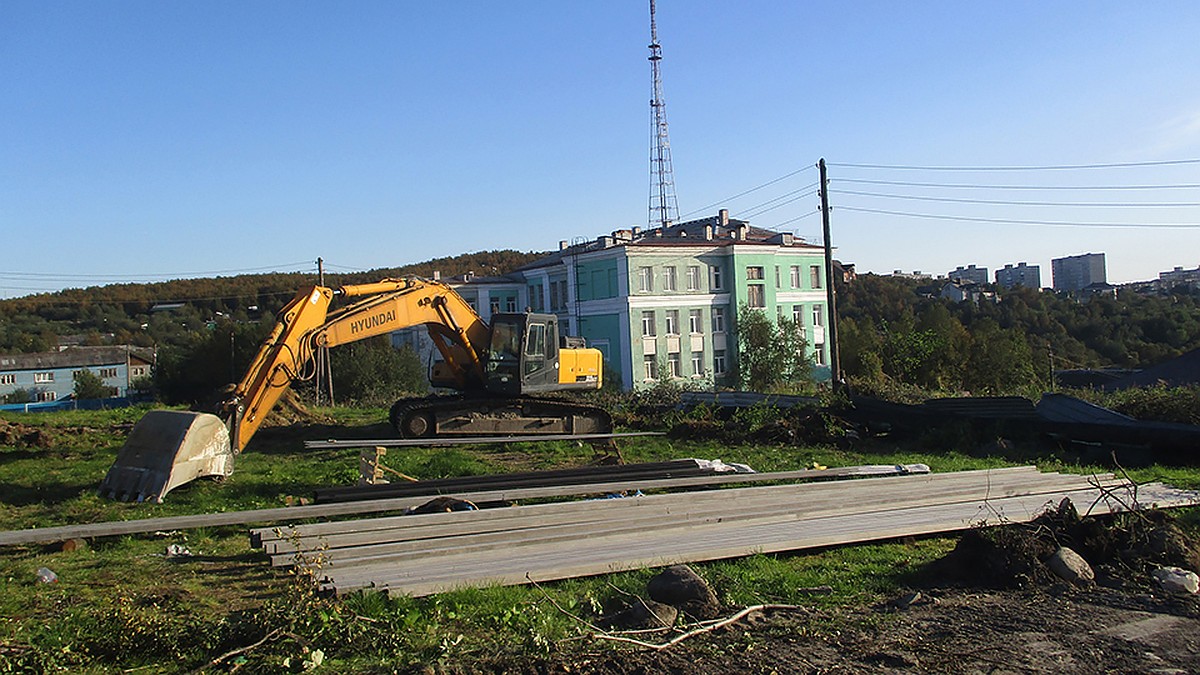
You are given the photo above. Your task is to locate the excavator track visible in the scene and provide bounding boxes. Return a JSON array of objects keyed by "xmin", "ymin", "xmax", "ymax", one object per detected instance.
[{"xmin": 389, "ymin": 395, "xmax": 612, "ymax": 439}]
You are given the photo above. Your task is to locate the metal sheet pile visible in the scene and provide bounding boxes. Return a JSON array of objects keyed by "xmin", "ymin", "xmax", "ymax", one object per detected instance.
[{"xmin": 254, "ymin": 466, "xmax": 1200, "ymax": 597}]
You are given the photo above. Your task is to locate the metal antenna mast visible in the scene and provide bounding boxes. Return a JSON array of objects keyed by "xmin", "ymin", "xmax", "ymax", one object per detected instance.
[{"xmin": 648, "ymin": 0, "xmax": 679, "ymax": 229}]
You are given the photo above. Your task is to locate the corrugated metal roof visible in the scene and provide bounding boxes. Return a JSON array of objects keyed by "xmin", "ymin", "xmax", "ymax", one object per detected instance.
[{"xmin": 0, "ymin": 346, "xmax": 153, "ymax": 372}]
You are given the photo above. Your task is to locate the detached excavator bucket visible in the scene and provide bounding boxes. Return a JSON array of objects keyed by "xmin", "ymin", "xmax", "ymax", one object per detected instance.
[{"xmin": 98, "ymin": 410, "xmax": 235, "ymax": 503}]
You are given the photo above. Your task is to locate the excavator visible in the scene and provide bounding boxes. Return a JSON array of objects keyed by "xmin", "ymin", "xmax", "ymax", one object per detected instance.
[{"xmin": 99, "ymin": 277, "xmax": 608, "ymax": 502}]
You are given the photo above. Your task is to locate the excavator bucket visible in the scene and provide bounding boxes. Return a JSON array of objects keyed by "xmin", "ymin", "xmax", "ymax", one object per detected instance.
[{"xmin": 98, "ymin": 410, "xmax": 235, "ymax": 503}]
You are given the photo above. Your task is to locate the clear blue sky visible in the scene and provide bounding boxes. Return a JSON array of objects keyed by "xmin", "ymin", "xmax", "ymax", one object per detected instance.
[{"xmin": 3, "ymin": 1, "xmax": 1200, "ymax": 298}]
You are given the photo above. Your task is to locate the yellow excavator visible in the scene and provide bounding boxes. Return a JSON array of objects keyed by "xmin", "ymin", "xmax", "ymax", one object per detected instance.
[{"xmin": 99, "ymin": 277, "xmax": 607, "ymax": 502}]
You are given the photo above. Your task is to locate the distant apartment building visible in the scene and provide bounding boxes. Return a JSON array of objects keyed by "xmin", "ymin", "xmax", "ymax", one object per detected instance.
[
  {"xmin": 395, "ymin": 210, "xmax": 832, "ymax": 390},
  {"xmin": 0, "ymin": 346, "xmax": 153, "ymax": 402},
  {"xmin": 890, "ymin": 270, "xmax": 933, "ymax": 280},
  {"xmin": 1051, "ymin": 253, "xmax": 1106, "ymax": 292},
  {"xmin": 1159, "ymin": 265, "xmax": 1200, "ymax": 291},
  {"xmin": 995, "ymin": 262, "xmax": 1041, "ymax": 289},
  {"xmin": 947, "ymin": 265, "xmax": 989, "ymax": 285}
]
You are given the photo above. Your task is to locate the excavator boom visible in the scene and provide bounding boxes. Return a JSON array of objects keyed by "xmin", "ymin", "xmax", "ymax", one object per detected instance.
[{"xmin": 99, "ymin": 277, "xmax": 603, "ymax": 502}]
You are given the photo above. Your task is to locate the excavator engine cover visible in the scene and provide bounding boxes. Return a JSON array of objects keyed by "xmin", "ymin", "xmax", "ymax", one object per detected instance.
[{"xmin": 98, "ymin": 410, "xmax": 234, "ymax": 503}]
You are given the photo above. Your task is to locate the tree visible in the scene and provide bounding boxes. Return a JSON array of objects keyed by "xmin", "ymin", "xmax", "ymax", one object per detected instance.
[
  {"xmin": 73, "ymin": 369, "xmax": 116, "ymax": 400},
  {"xmin": 736, "ymin": 304, "xmax": 813, "ymax": 392},
  {"xmin": 328, "ymin": 338, "xmax": 427, "ymax": 405}
]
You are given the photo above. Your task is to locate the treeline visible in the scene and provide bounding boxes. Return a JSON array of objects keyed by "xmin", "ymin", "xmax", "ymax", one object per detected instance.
[
  {"xmin": 0, "ymin": 250, "xmax": 542, "ymax": 354},
  {"xmin": 837, "ymin": 274, "xmax": 1200, "ymax": 395}
]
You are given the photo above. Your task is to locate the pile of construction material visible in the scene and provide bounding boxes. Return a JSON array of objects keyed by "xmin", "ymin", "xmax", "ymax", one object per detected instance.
[{"xmin": 257, "ymin": 466, "xmax": 1200, "ymax": 597}]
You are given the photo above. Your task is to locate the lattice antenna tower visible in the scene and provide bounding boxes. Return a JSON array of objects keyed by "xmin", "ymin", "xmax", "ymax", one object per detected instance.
[{"xmin": 648, "ymin": 0, "xmax": 679, "ymax": 229}]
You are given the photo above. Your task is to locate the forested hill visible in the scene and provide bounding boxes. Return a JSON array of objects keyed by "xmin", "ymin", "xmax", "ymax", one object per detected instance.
[
  {"xmin": 837, "ymin": 274, "xmax": 1200, "ymax": 393},
  {"xmin": 0, "ymin": 250, "xmax": 543, "ymax": 353}
]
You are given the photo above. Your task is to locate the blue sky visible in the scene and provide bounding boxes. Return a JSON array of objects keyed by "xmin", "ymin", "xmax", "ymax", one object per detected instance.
[{"xmin": 3, "ymin": 1, "xmax": 1200, "ymax": 298}]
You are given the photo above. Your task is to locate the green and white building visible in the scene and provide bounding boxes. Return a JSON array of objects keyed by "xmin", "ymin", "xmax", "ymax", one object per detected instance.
[{"xmin": 403, "ymin": 210, "xmax": 831, "ymax": 391}]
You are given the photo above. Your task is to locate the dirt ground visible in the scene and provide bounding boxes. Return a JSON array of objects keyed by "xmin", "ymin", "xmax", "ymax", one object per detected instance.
[{"xmin": 451, "ymin": 586, "xmax": 1200, "ymax": 675}]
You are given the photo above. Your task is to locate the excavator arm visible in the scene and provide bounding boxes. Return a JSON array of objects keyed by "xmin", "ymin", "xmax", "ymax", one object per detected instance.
[{"xmin": 100, "ymin": 277, "xmax": 492, "ymax": 502}]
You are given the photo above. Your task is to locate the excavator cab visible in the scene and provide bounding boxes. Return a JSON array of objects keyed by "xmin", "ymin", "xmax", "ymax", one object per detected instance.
[{"xmin": 485, "ymin": 313, "xmax": 602, "ymax": 395}]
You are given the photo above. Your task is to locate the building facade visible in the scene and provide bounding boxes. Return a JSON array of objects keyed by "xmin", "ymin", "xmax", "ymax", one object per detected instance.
[
  {"xmin": 947, "ymin": 265, "xmax": 989, "ymax": 285},
  {"xmin": 0, "ymin": 346, "xmax": 154, "ymax": 402},
  {"xmin": 1160, "ymin": 265, "xmax": 1200, "ymax": 291},
  {"xmin": 396, "ymin": 211, "xmax": 831, "ymax": 391},
  {"xmin": 995, "ymin": 262, "xmax": 1041, "ymax": 289},
  {"xmin": 1052, "ymin": 253, "xmax": 1106, "ymax": 292}
]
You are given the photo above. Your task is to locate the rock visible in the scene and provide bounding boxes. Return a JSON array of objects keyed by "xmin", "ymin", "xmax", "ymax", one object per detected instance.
[
  {"xmin": 603, "ymin": 599, "xmax": 678, "ymax": 629},
  {"xmin": 1046, "ymin": 546, "xmax": 1094, "ymax": 586},
  {"xmin": 889, "ymin": 591, "xmax": 922, "ymax": 610},
  {"xmin": 647, "ymin": 565, "xmax": 721, "ymax": 619},
  {"xmin": 1151, "ymin": 566, "xmax": 1200, "ymax": 595}
]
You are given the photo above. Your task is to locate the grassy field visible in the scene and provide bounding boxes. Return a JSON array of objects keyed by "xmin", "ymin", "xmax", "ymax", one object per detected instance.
[{"xmin": 1, "ymin": 406, "xmax": 1197, "ymax": 673}]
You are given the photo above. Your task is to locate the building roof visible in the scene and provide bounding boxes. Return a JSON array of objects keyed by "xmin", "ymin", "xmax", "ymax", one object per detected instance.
[
  {"xmin": 516, "ymin": 211, "xmax": 824, "ymax": 273},
  {"xmin": 0, "ymin": 346, "xmax": 154, "ymax": 372}
]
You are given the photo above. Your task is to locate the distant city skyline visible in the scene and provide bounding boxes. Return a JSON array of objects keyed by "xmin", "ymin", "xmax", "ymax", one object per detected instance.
[{"xmin": 3, "ymin": 2, "xmax": 1199, "ymax": 299}]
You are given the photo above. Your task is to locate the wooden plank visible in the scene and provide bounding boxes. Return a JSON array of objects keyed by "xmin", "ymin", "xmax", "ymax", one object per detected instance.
[
  {"xmin": 291, "ymin": 474, "xmax": 1130, "ymax": 572},
  {"xmin": 326, "ymin": 481, "xmax": 1200, "ymax": 596},
  {"xmin": 1, "ymin": 462, "xmax": 928, "ymax": 547},
  {"xmin": 248, "ymin": 462, "xmax": 940, "ymax": 546},
  {"xmin": 266, "ymin": 468, "xmax": 1077, "ymax": 557},
  {"xmin": 303, "ymin": 431, "xmax": 664, "ymax": 449}
]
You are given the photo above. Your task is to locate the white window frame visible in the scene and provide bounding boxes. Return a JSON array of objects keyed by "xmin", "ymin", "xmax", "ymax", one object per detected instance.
[
  {"xmin": 686, "ymin": 265, "xmax": 700, "ymax": 291},
  {"xmin": 790, "ymin": 265, "xmax": 801, "ymax": 288},
  {"xmin": 667, "ymin": 352, "xmax": 681, "ymax": 378},
  {"xmin": 712, "ymin": 307, "xmax": 726, "ymax": 333},
  {"xmin": 688, "ymin": 309, "xmax": 703, "ymax": 334},
  {"xmin": 713, "ymin": 350, "xmax": 727, "ymax": 375},
  {"xmin": 812, "ymin": 305, "xmax": 824, "ymax": 327},
  {"xmin": 643, "ymin": 354, "xmax": 658, "ymax": 381},
  {"xmin": 664, "ymin": 266, "xmax": 677, "ymax": 292},
  {"xmin": 639, "ymin": 266, "xmax": 654, "ymax": 293},
  {"xmin": 664, "ymin": 310, "xmax": 680, "ymax": 336},
  {"xmin": 641, "ymin": 310, "xmax": 656, "ymax": 337},
  {"xmin": 793, "ymin": 304, "xmax": 804, "ymax": 326},
  {"xmin": 746, "ymin": 266, "xmax": 764, "ymax": 280},
  {"xmin": 0, "ymin": 374, "xmax": 14, "ymax": 385},
  {"xmin": 99, "ymin": 367, "xmax": 118, "ymax": 378},
  {"xmin": 710, "ymin": 265, "xmax": 724, "ymax": 290},
  {"xmin": 34, "ymin": 372, "xmax": 54, "ymax": 384},
  {"xmin": 690, "ymin": 352, "xmax": 703, "ymax": 377},
  {"xmin": 747, "ymin": 284, "xmax": 766, "ymax": 308},
  {"xmin": 810, "ymin": 265, "xmax": 823, "ymax": 289}
]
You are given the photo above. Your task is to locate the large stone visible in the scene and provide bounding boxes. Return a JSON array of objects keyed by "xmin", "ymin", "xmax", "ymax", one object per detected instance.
[
  {"xmin": 1046, "ymin": 546, "xmax": 1094, "ymax": 586},
  {"xmin": 647, "ymin": 565, "xmax": 721, "ymax": 619},
  {"xmin": 1152, "ymin": 566, "xmax": 1200, "ymax": 595}
]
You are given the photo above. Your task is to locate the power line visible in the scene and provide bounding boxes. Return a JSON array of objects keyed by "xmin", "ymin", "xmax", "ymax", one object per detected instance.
[
  {"xmin": 838, "ymin": 205, "xmax": 1200, "ymax": 229},
  {"xmin": 742, "ymin": 189, "xmax": 820, "ymax": 219},
  {"xmin": 0, "ymin": 261, "xmax": 314, "ymax": 283},
  {"xmin": 830, "ymin": 188, "xmax": 1200, "ymax": 208},
  {"xmin": 837, "ymin": 177, "xmax": 1200, "ymax": 190},
  {"xmin": 828, "ymin": 158, "xmax": 1200, "ymax": 171},
  {"xmin": 680, "ymin": 170, "xmax": 817, "ymax": 219}
]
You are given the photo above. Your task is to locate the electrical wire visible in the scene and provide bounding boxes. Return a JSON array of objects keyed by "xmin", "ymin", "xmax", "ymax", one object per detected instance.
[
  {"xmin": 836, "ymin": 177, "xmax": 1200, "ymax": 190},
  {"xmin": 679, "ymin": 169, "xmax": 817, "ymax": 218},
  {"xmin": 840, "ymin": 201, "xmax": 1200, "ymax": 228},
  {"xmin": 829, "ymin": 189, "xmax": 1200, "ymax": 208},
  {"xmin": 828, "ymin": 158, "xmax": 1200, "ymax": 171}
]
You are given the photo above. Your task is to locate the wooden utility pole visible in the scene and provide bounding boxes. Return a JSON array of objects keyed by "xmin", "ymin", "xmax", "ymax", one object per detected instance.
[
  {"xmin": 818, "ymin": 159, "xmax": 842, "ymax": 390},
  {"xmin": 315, "ymin": 257, "xmax": 334, "ymax": 405}
]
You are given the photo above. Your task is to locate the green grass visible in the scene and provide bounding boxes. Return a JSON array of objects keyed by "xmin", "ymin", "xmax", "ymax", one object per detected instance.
[{"xmin": 2, "ymin": 406, "xmax": 1198, "ymax": 672}]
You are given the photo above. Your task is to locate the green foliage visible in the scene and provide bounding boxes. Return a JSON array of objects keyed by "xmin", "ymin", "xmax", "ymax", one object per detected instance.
[
  {"xmin": 736, "ymin": 304, "xmax": 814, "ymax": 393},
  {"xmin": 154, "ymin": 319, "xmax": 274, "ymax": 405},
  {"xmin": 73, "ymin": 369, "xmax": 116, "ymax": 400},
  {"xmin": 1070, "ymin": 385, "xmax": 1200, "ymax": 425},
  {"xmin": 2, "ymin": 388, "xmax": 35, "ymax": 404},
  {"xmin": 327, "ymin": 339, "xmax": 427, "ymax": 406}
]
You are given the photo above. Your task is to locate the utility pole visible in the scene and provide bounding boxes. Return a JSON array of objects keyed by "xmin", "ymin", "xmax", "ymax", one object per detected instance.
[
  {"xmin": 818, "ymin": 159, "xmax": 842, "ymax": 390},
  {"xmin": 647, "ymin": 0, "xmax": 679, "ymax": 229},
  {"xmin": 315, "ymin": 257, "xmax": 334, "ymax": 405}
]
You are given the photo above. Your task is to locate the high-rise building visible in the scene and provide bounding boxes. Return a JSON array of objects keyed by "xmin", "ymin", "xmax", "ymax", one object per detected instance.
[
  {"xmin": 947, "ymin": 265, "xmax": 989, "ymax": 285},
  {"xmin": 1051, "ymin": 253, "xmax": 1106, "ymax": 292},
  {"xmin": 995, "ymin": 262, "xmax": 1041, "ymax": 289}
]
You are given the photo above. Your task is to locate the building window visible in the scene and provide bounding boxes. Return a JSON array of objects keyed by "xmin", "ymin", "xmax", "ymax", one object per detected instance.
[
  {"xmin": 712, "ymin": 307, "xmax": 726, "ymax": 333},
  {"xmin": 812, "ymin": 305, "xmax": 823, "ymax": 327},
  {"xmin": 710, "ymin": 265, "xmax": 724, "ymax": 290},
  {"xmin": 814, "ymin": 345, "xmax": 826, "ymax": 366},
  {"xmin": 667, "ymin": 353, "xmax": 681, "ymax": 378},
  {"xmin": 505, "ymin": 297, "xmax": 517, "ymax": 312},
  {"xmin": 37, "ymin": 391, "xmax": 58, "ymax": 402},
  {"xmin": 775, "ymin": 266, "xmax": 782, "ymax": 288},
  {"xmin": 686, "ymin": 265, "xmax": 700, "ymax": 291},
  {"xmin": 490, "ymin": 299, "xmax": 501, "ymax": 315},
  {"xmin": 713, "ymin": 350, "xmax": 727, "ymax": 375},
  {"xmin": 664, "ymin": 310, "xmax": 680, "ymax": 335},
  {"xmin": 790, "ymin": 265, "xmax": 801, "ymax": 288},
  {"xmin": 34, "ymin": 372, "xmax": 54, "ymax": 384},
  {"xmin": 664, "ymin": 266, "xmax": 677, "ymax": 291},
  {"xmin": 688, "ymin": 309, "xmax": 703, "ymax": 334},
  {"xmin": 641, "ymin": 311, "xmax": 656, "ymax": 337},
  {"xmin": 99, "ymin": 368, "xmax": 118, "ymax": 378},
  {"xmin": 549, "ymin": 283, "xmax": 560, "ymax": 311},
  {"xmin": 643, "ymin": 354, "xmax": 658, "ymax": 380},
  {"xmin": 131, "ymin": 366, "xmax": 148, "ymax": 377},
  {"xmin": 638, "ymin": 266, "xmax": 654, "ymax": 293},
  {"xmin": 0, "ymin": 374, "xmax": 14, "ymax": 385},
  {"xmin": 792, "ymin": 305, "xmax": 804, "ymax": 326},
  {"xmin": 746, "ymin": 266, "xmax": 764, "ymax": 280},
  {"xmin": 528, "ymin": 284, "xmax": 545, "ymax": 311},
  {"xmin": 691, "ymin": 352, "xmax": 703, "ymax": 376},
  {"xmin": 810, "ymin": 265, "xmax": 822, "ymax": 289},
  {"xmin": 747, "ymin": 284, "xmax": 766, "ymax": 308}
]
